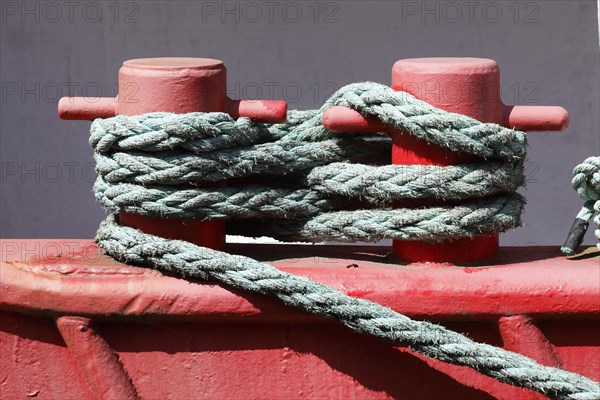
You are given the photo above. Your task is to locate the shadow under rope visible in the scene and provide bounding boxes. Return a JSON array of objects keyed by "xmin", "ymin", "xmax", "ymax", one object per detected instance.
[
  {"xmin": 4, "ymin": 310, "xmax": 596, "ymax": 398},
  {"xmin": 565, "ymin": 247, "xmax": 600, "ymax": 261},
  {"xmin": 99, "ymin": 319, "xmax": 498, "ymax": 400},
  {"xmin": 226, "ymin": 243, "xmax": 598, "ymax": 267}
]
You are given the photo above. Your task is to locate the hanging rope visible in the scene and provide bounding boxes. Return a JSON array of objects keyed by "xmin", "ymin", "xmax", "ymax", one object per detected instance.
[
  {"xmin": 90, "ymin": 82, "xmax": 600, "ymax": 400},
  {"xmin": 561, "ymin": 157, "xmax": 600, "ymax": 255}
]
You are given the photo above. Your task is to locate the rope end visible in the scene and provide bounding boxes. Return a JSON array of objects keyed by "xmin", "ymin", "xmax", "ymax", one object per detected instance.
[
  {"xmin": 560, "ymin": 246, "xmax": 574, "ymax": 256},
  {"xmin": 561, "ymin": 218, "xmax": 590, "ymax": 256}
]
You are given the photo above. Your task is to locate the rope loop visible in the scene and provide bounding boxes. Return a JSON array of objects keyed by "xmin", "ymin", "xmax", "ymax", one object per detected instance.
[{"xmin": 90, "ymin": 82, "xmax": 527, "ymax": 242}]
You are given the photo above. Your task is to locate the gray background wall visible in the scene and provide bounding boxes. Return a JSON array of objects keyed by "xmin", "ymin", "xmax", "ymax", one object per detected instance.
[{"xmin": 1, "ymin": 0, "xmax": 599, "ymax": 247}]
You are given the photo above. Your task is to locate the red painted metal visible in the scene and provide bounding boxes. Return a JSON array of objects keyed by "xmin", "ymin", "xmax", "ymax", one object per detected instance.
[
  {"xmin": 323, "ymin": 57, "xmax": 569, "ymax": 263},
  {"xmin": 2, "ymin": 240, "xmax": 598, "ymax": 319},
  {"xmin": 58, "ymin": 58, "xmax": 287, "ymax": 251},
  {"xmin": 497, "ymin": 315, "xmax": 566, "ymax": 400},
  {"xmin": 56, "ymin": 316, "xmax": 139, "ymax": 400},
  {"xmin": 499, "ymin": 315, "xmax": 564, "ymax": 369},
  {"xmin": 1, "ymin": 240, "xmax": 598, "ymax": 399}
]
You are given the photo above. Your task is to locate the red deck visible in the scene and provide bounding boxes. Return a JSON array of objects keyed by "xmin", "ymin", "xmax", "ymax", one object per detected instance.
[{"xmin": 1, "ymin": 240, "xmax": 599, "ymax": 399}]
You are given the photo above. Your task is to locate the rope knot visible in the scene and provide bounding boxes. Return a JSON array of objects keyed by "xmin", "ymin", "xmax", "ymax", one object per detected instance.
[{"xmin": 572, "ymin": 156, "xmax": 600, "ymax": 201}]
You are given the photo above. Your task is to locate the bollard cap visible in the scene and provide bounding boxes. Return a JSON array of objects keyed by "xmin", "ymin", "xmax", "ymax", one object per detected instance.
[
  {"xmin": 393, "ymin": 57, "xmax": 498, "ymax": 76},
  {"xmin": 122, "ymin": 57, "xmax": 224, "ymax": 71}
]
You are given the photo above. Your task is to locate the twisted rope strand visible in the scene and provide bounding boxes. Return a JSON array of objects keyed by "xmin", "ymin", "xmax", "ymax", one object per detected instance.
[
  {"xmin": 91, "ymin": 112, "xmax": 277, "ymax": 154},
  {"xmin": 95, "ymin": 161, "xmax": 524, "ymax": 220},
  {"xmin": 93, "ymin": 177, "xmax": 347, "ymax": 219},
  {"xmin": 91, "ymin": 83, "xmax": 526, "ymax": 159},
  {"xmin": 293, "ymin": 82, "xmax": 527, "ymax": 161},
  {"xmin": 229, "ymin": 194, "xmax": 525, "ymax": 242},
  {"xmin": 307, "ymin": 161, "xmax": 524, "ymax": 202},
  {"xmin": 96, "ymin": 215, "xmax": 600, "ymax": 400},
  {"xmin": 94, "ymin": 138, "xmax": 391, "ymax": 184}
]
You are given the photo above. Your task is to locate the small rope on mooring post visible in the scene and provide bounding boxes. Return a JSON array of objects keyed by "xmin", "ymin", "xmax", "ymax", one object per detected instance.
[
  {"xmin": 561, "ymin": 157, "xmax": 600, "ymax": 255},
  {"xmin": 90, "ymin": 82, "xmax": 600, "ymax": 400}
]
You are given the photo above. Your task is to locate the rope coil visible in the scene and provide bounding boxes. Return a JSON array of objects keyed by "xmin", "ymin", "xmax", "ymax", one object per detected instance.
[
  {"xmin": 89, "ymin": 82, "xmax": 600, "ymax": 399},
  {"xmin": 91, "ymin": 82, "xmax": 526, "ymax": 242}
]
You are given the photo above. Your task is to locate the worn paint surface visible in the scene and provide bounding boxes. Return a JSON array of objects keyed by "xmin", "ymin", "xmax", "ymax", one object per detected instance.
[{"xmin": 1, "ymin": 240, "xmax": 598, "ymax": 399}]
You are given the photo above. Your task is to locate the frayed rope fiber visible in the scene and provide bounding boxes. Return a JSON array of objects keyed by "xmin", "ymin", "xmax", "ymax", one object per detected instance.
[{"xmin": 91, "ymin": 82, "xmax": 599, "ymax": 399}]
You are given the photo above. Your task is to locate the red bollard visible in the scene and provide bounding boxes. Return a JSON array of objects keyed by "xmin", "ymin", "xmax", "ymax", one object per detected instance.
[
  {"xmin": 59, "ymin": 58, "xmax": 287, "ymax": 250},
  {"xmin": 324, "ymin": 58, "xmax": 569, "ymax": 263}
]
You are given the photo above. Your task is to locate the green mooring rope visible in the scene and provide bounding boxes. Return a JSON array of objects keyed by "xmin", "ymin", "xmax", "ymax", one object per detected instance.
[
  {"xmin": 92, "ymin": 82, "xmax": 526, "ymax": 242},
  {"xmin": 91, "ymin": 82, "xmax": 599, "ymax": 399}
]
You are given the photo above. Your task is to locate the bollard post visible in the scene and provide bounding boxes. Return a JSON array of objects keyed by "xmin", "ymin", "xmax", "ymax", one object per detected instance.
[
  {"xmin": 323, "ymin": 58, "xmax": 569, "ymax": 263},
  {"xmin": 59, "ymin": 57, "xmax": 287, "ymax": 250}
]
